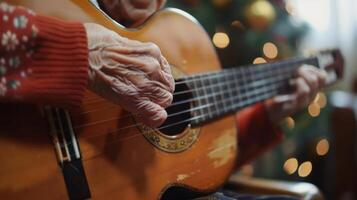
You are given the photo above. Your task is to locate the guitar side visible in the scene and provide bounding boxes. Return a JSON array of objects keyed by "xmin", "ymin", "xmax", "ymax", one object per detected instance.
[{"xmin": 1, "ymin": 1, "xmax": 238, "ymax": 200}]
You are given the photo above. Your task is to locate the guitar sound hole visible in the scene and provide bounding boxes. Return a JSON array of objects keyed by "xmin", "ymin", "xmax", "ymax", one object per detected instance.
[{"xmin": 159, "ymin": 79, "xmax": 193, "ymax": 136}]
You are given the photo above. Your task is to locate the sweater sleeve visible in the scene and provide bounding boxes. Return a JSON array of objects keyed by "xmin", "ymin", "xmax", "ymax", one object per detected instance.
[
  {"xmin": 235, "ymin": 103, "xmax": 284, "ymax": 168},
  {"xmin": 0, "ymin": 2, "xmax": 88, "ymax": 107}
]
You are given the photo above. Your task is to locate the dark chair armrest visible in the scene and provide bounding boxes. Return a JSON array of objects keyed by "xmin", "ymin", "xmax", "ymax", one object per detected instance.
[{"xmin": 225, "ymin": 175, "xmax": 324, "ymax": 200}]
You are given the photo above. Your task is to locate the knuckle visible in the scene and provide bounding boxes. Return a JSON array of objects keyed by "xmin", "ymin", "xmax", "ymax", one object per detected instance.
[
  {"xmin": 310, "ymin": 74, "xmax": 318, "ymax": 83},
  {"xmin": 147, "ymin": 42, "xmax": 161, "ymax": 56},
  {"xmin": 165, "ymin": 75, "xmax": 175, "ymax": 93},
  {"xmin": 144, "ymin": 59, "xmax": 160, "ymax": 72},
  {"xmin": 148, "ymin": 108, "xmax": 167, "ymax": 127},
  {"xmin": 161, "ymin": 92, "xmax": 173, "ymax": 108}
]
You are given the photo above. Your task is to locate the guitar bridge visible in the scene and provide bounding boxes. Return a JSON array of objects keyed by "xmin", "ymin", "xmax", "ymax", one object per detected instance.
[
  {"xmin": 45, "ymin": 107, "xmax": 80, "ymax": 164},
  {"xmin": 45, "ymin": 106, "xmax": 91, "ymax": 200}
]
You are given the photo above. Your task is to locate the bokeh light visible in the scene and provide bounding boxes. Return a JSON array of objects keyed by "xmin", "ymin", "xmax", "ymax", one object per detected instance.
[
  {"xmin": 263, "ymin": 42, "xmax": 278, "ymax": 59},
  {"xmin": 314, "ymin": 92, "xmax": 327, "ymax": 108},
  {"xmin": 284, "ymin": 158, "xmax": 298, "ymax": 175},
  {"xmin": 308, "ymin": 102, "xmax": 320, "ymax": 117},
  {"xmin": 298, "ymin": 161, "xmax": 312, "ymax": 177},
  {"xmin": 316, "ymin": 138, "xmax": 330, "ymax": 156},
  {"xmin": 213, "ymin": 32, "xmax": 230, "ymax": 48},
  {"xmin": 253, "ymin": 57, "xmax": 267, "ymax": 64},
  {"xmin": 231, "ymin": 20, "xmax": 245, "ymax": 30},
  {"xmin": 285, "ymin": 117, "xmax": 295, "ymax": 129}
]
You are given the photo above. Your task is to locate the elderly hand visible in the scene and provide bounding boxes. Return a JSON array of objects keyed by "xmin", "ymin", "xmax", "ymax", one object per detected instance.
[
  {"xmin": 264, "ymin": 65, "xmax": 327, "ymax": 123},
  {"xmin": 84, "ymin": 23, "xmax": 174, "ymax": 128},
  {"xmin": 99, "ymin": 0, "xmax": 167, "ymax": 27}
]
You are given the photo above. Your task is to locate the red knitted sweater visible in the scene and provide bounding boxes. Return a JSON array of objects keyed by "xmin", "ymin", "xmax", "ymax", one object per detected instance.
[{"xmin": 0, "ymin": 2, "xmax": 88, "ymax": 107}]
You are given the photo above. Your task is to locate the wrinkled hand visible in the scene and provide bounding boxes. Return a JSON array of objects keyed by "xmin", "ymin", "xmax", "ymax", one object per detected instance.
[
  {"xmin": 84, "ymin": 23, "xmax": 174, "ymax": 128},
  {"xmin": 264, "ymin": 65, "xmax": 327, "ymax": 123}
]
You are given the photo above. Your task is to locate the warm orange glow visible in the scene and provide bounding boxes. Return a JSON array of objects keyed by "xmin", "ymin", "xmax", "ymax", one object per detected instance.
[
  {"xmin": 213, "ymin": 32, "xmax": 230, "ymax": 48},
  {"xmin": 253, "ymin": 57, "xmax": 267, "ymax": 64},
  {"xmin": 298, "ymin": 161, "xmax": 312, "ymax": 177},
  {"xmin": 284, "ymin": 158, "xmax": 298, "ymax": 175},
  {"xmin": 240, "ymin": 165, "xmax": 254, "ymax": 177},
  {"xmin": 316, "ymin": 138, "xmax": 329, "ymax": 156},
  {"xmin": 308, "ymin": 102, "xmax": 320, "ymax": 117},
  {"xmin": 263, "ymin": 42, "xmax": 278, "ymax": 59},
  {"xmin": 314, "ymin": 92, "xmax": 327, "ymax": 108},
  {"xmin": 285, "ymin": 117, "xmax": 295, "ymax": 129},
  {"xmin": 212, "ymin": 0, "xmax": 232, "ymax": 8},
  {"xmin": 231, "ymin": 20, "xmax": 245, "ymax": 30}
]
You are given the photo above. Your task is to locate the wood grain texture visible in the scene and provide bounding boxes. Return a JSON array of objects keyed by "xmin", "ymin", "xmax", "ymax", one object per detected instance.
[{"xmin": 1, "ymin": 1, "xmax": 238, "ymax": 199}]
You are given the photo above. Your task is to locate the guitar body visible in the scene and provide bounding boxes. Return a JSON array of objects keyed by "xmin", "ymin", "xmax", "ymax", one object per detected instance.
[{"xmin": 0, "ymin": 1, "xmax": 238, "ymax": 199}]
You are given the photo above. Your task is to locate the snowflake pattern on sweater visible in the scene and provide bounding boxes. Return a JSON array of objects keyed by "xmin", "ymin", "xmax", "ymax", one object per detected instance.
[{"xmin": 0, "ymin": 2, "xmax": 38, "ymax": 96}]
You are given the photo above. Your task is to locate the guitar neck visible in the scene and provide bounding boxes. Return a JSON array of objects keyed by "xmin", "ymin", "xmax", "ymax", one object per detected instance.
[{"xmin": 183, "ymin": 56, "xmax": 319, "ymax": 126}]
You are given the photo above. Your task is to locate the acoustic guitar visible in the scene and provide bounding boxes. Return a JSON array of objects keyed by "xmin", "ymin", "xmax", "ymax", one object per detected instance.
[{"xmin": 0, "ymin": 1, "xmax": 344, "ymax": 199}]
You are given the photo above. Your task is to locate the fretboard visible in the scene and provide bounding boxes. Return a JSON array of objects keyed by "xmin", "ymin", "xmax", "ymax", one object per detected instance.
[{"xmin": 181, "ymin": 57, "xmax": 319, "ymax": 126}]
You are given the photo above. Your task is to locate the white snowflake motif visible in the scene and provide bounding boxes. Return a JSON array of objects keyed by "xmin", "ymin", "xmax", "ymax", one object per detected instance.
[
  {"xmin": 3, "ymin": 14, "xmax": 8, "ymax": 22},
  {"xmin": 13, "ymin": 15, "xmax": 28, "ymax": 29},
  {"xmin": 22, "ymin": 35, "xmax": 28, "ymax": 42},
  {"xmin": 8, "ymin": 57, "xmax": 21, "ymax": 68},
  {"xmin": 0, "ymin": 3, "xmax": 15, "ymax": 13},
  {"xmin": 20, "ymin": 71, "xmax": 27, "ymax": 78},
  {"xmin": 1, "ymin": 30, "xmax": 19, "ymax": 51},
  {"xmin": 8, "ymin": 79, "xmax": 21, "ymax": 90}
]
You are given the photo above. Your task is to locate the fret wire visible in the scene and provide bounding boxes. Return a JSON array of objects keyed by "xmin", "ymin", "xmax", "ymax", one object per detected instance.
[
  {"xmin": 217, "ymin": 70, "xmax": 227, "ymax": 113},
  {"xmin": 207, "ymin": 72, "xmax": 219, "ymax": 117},
  {"xmin": 224, "ymin": 70, "xmax": 235, "ymax": 111},
  {"xmin": 168, "ymin": 74, "xmax": 284, "ymax": 122},
  {"xmin": 164, "ymin": 76, "xmax": 286, "ymax": 128},
  {"xmin": 165, "ymin": 77, "xmax": 287, "ymax": 127},
  {"xmin": 199, "ymin": 77, "xmax": 210, "ymax": 119},
  {"xmin": 191, "ymin": 76, "xmax": 202, "ymax": 119},
  {"xmin": 172, "ymin": 65, "xmax": 293, "ymax": 109},
  {"xmin": 192, "ymin": 72, "xmax": 290, "ymax": 122},
  {"xmin": 201, "ymin": 75, "xmax": 214, "ymax": 118}
]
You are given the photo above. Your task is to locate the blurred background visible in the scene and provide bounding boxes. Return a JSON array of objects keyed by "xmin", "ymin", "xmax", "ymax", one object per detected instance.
[{"xmin": 166, "ymin": 0, "xmax": 357, "ymax": 199}]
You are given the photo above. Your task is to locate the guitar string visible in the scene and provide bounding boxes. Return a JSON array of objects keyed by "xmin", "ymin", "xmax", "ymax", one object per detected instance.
[
  {"xmin": 75, "ymin": 73, "xmax": 291, "ymax": 133},
  {"xmin": 76, "ymin": 62, "xmax": 297, "ymax": 117},
  {"xmin": 79, "ymin": 67, "xmax": 265, "ymax": 105},
  {"xmin": 81, "ymin": 58, "xmax": 309, "ymax": 103},
  {"xmin": 73, "ymin": 64, "xmax": 296, "ymax": 127},
  {"xmin": 74, "ymin": 63, "xmax": 294, "ymax": 128},
  {"xmin": 170, "ymin": 66, "xmax": 294, "ymax": 107},
  {"xmin": 73, "ymin": 76, "xmax": 270, "ymax": 122},
  {"xmin": 74, "ymin": 67, "xmax": 294, "ymax": 128},
  {"xmin": 80, "ymin": 78, "xmax": 285, "ymax": 141}
]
